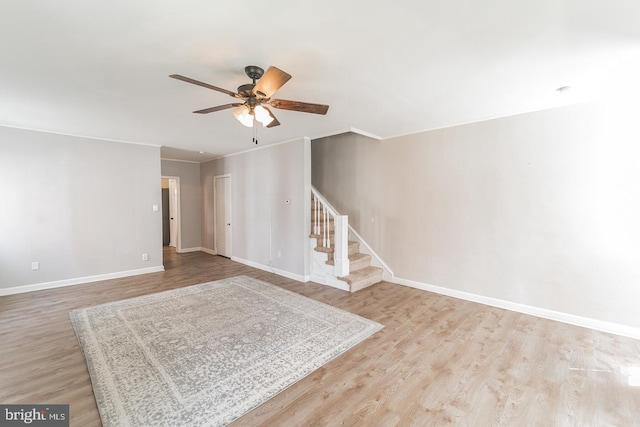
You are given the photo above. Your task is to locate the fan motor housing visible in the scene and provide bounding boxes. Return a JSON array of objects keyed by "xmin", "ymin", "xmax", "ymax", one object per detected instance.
[{"xmin": 237, "ymin": 83, "xmax": 255, "ymax": 97}]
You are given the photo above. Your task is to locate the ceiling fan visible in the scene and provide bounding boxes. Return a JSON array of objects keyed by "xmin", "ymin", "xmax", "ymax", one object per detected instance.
[{"xmin": 169, "ymin": 65, "xmax": 329, "ymax": 129}]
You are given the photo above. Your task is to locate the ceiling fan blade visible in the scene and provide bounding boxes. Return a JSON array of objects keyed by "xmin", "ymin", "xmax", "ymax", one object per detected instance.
[
  {"xmin": 269, "ymin": 99, "xmax": 329, "ymax": 115},
  {"xmin": 169, "ymin": 74, "xmax": 236, "ymax": 97},
  {"xmin": 193, "ymin": 103, "xmax": 242, "ymax": 114},
  {"xmin": 253, "ymin": 66, "xmax": 292, "ymax": 98},
  {"xmin": 264, "ymin": 107, "xmax": 280, "ymax": 128}
]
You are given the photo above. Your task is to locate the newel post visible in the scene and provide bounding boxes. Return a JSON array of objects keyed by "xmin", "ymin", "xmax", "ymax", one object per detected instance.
[{"xmin": 333, "ymin": 215, "xmax": 350, "ymax": 277}]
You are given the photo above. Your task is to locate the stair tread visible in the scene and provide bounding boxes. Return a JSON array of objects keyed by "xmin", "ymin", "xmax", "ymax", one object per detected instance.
[
  {"xmin": 340, "ymin": 266, "xmax": 383, "ymax": 292},
  {"xmin": 339, "ymin": 266, "xmax": 382, "ymax": 283},
  {"xmin": 310, "ymin": 237, "xmax": 357, "ymax": 245}
]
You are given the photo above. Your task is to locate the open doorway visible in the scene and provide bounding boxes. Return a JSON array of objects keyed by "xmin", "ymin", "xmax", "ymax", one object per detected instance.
[{"xmin": 161, "ymin": 177, "xmax": 181, "ymax": 254}]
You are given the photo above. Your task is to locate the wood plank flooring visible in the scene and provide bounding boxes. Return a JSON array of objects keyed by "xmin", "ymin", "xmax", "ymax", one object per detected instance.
[{"xmin": 1, "ymin": 247, "xmax": 639, "ymax": 426}]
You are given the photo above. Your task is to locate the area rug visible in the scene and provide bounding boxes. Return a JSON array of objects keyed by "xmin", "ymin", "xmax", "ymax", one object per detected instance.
[{"xmin": 70, "ymin": 275, "xmax": 383, "ymax": 427}]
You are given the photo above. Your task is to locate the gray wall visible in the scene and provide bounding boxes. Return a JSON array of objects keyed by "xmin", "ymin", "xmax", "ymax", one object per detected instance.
[
  {"xmin": 0, "ymin": 126, "xmax": 163, "ymax": 290},
  {"xmin": 312, "ymin": 98, "xmax": 640, "ymax": 329},
  {"xmin": 161, "ymin": 159, "xmax": 202, "ymax": 251},
  {"xmin": 201, "ymin": 138, "xmax": 311, "ymax": 278}
]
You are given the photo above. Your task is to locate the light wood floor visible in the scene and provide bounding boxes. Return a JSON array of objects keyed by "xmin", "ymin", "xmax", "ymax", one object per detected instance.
[{"xmin": 1, "ymin": 248, "xmax": 639, "ymax": 426}]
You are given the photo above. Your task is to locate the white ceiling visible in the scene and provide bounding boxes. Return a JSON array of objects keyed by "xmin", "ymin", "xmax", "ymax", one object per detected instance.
[{"xmin": 2, "ymin": 1, "xmax": 640, "ymax": 161}]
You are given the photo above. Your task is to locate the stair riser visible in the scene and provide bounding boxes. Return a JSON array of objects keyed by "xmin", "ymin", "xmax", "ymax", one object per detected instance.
[
  {"xmin": 348, "ymin": 242, "xmax": 359, "ymax": 256},
  {"xmin": 349, "ymin": 256, "xmax": 371, "ymax": 272},
  {"xmin": 349, "ymin": 271, "xmax": 383, "ymax": 292}
]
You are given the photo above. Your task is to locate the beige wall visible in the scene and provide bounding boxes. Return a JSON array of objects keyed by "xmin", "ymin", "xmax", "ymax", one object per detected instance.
[
  {"xmin": 312, "ymin": 98, "xmax": 640, "ymax": 329},
  {"xmin": 0, "ymin": 126, "xmax": 163, "ymax": 291},
  {"xmin": 201, "ymin": 138, "xmax": 311, "ymax": 279}
]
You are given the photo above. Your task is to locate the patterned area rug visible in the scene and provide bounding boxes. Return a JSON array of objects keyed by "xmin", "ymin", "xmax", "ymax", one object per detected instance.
[{"xmin": 70, "ymin": 275, "xmax": 383, "ymax": 427}]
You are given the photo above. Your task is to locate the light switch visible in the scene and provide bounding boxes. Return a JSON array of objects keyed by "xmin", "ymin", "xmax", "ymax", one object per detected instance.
[{"xmin": 152, "ymin": 204, "xmax": 159, "ymax": 212}]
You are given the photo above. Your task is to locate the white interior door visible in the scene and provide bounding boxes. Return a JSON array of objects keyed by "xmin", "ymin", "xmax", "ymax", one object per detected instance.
[
  {"xmin": 215, "ymin": 176, "xmax": 232, "ymax": 257},
  {"xmin": 168, "ymin": 178, "xmax": 178, "ymax": 248}
]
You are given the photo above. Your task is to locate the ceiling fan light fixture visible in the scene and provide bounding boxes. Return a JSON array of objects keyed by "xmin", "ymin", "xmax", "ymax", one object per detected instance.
[
  {"xmin": 233, "ymin": 106, "xmax": 254, "ymax": 127},
  {"xmin": 254, "ymin": 105, "xmax": 274, "ymax": 126},
  {"xmin": 171, "ymin": 65, "xmax": 329, "ymax": 132}
]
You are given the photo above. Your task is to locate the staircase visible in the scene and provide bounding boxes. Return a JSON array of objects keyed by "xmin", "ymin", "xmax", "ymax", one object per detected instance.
[{"xmin": 310, "ymin": 191, "xmax": 383, "ymax": 292}]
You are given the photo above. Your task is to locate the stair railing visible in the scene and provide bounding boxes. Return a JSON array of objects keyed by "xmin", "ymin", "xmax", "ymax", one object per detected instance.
[{"xmin": 311, "ymin": 187, "xmax": 349, "ymax": 277}]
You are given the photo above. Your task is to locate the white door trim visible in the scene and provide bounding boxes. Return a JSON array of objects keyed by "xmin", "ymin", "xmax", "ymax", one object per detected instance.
[{"xmin": 161, "ymin": 175, "xmax": 182, "ymax": 252}]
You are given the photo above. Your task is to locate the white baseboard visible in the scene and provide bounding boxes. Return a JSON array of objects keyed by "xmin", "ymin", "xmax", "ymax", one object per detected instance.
[
  {"xmin": 392, "ymin": 276, "xmax": 640, "ymax": 340},
  {"xmin": 230, "ymin": 256, "xmax": 308, "ymax": 283},
  {"xmin": 178, "ymin": 247, "xmax": 202, "ymax": 253},
  {"xmin": 0, "ymin": 266, "xmax": 165, "ymax": 296},
  {"xmin": 178, "ymin": 247, "xmax": 216, "ymax": 256}
]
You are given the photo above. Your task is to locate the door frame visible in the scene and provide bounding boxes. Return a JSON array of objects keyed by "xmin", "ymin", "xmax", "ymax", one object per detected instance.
[
  {"xmin": 213, "ymin": 174, "xmax": 232, "ymax": 257},
  {"xmin": 161, "ymin": 175, "xmax": 182, "ymax": 253}
]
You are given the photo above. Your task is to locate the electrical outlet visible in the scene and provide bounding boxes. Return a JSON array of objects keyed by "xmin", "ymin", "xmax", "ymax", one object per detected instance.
[
  {"xmin": 142, "ymin": 253, "xmax": 149, "ymax": 261},
  {"xmin": 31, "ymin": 261, "xmax": 39, "ymax": 270},
  {"xmin": 277, "ymin": 250, "xmax": 282, "ymax": 258}
]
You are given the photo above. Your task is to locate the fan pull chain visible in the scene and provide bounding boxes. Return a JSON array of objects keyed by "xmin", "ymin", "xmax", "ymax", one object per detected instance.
[{"xmin": 252, "ymin": 116, "xmax": 258, "ymax": 144}]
